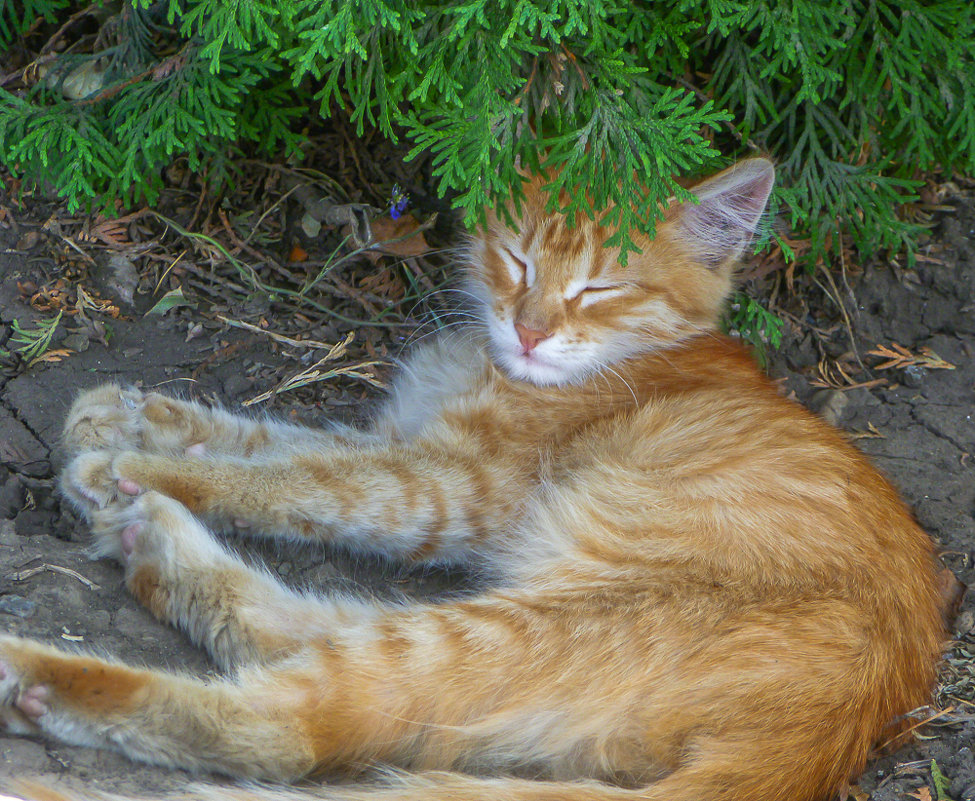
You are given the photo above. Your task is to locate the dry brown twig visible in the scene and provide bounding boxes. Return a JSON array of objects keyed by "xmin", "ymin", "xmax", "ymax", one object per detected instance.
[
  {"xmin": 216, "ymin": 314, "xmax": 338, "ymax": 351},
  {"xmin": 879, "ymin": 705, "xmax": 957, "ymax": 750},
  {"xmin": 809, "ymin": 357, "xmax": 887, "ymax": 391},
  {"xmin": 243, "ymin": 331, "xmax": 387, "ymax": 406},
  {"xmin": 8, "ymin": 563, "xmax": 101, "ymax": 590}
]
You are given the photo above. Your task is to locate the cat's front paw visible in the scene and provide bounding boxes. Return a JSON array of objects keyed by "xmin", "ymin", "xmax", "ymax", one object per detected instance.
[
  {"xmin": 62, "ymin": 383, "xmax": 146, "ymax": 454},
  {"xmin": 63, "ymin": 383, "xmax": 213, "ymax": 457},
  {"xmin": 60, "ymin": 449, "xmax": 148, "ymax": 519},
  {"xmin": 61, "ymin": 450, "xmax": 126, "ymax": 518},
  {"xmin": 90, "ymin": 490, "xmax": 174, "ymax": 565},
  {"xmin": 91, "ymin": 491, "xmax": 225, "ymax": 591}
]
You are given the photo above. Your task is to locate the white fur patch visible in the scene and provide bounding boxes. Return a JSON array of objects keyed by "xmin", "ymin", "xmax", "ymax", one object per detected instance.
[
  {"xmin": 501, "ymin": 246, "xmax": 534, "ymax": 287},
  {"xmin": 563, "ymin": 279, "xmax": 627, "ymax": 308}
]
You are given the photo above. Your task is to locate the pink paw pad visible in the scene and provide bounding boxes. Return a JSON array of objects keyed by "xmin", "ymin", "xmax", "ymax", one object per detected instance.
[
  {"xmin": 118, "ymin": 478, "xmax": 143, "ymax": 496},
  {"xmin": 185, "ymin": 443, "xmax": 207, "ymax": 457},
  {"xmin": 17, "ymin": 685, "xmax": 49, "ymax": 719},
  {"xmin": 120, "ymin": 522, "xmax": 145, "ymax": 557}
]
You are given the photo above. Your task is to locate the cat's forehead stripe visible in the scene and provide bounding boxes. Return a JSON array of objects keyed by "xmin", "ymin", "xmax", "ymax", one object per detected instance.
[
  {"xmin": 540, "ymin": 220, "xmax": 586, "ymax": 262},
  {"xmin": 588, "ymin": 244, "xmax": 611, "ymax": 279},
  {"xmin": 519, "ymin": 218, "xmax": 537, "ymax": 252}
]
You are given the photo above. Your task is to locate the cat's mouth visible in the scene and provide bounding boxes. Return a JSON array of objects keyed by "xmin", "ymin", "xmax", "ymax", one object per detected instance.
[
  {"xmin": 484, "ymin": 316, "xmax": 578, "ymax": 385},
  {"xmin": 502, "ymin": 346, "xmax": 577, "ymax": 386},
  {"xmin": 518, "ymin": 350, "xmax": 545, "ymax": 365}
]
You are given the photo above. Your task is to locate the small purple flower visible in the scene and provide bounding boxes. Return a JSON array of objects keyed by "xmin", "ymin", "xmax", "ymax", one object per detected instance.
[{"xmin": 389, "ymin": 184, "xmax": 410, "ymax": 220}]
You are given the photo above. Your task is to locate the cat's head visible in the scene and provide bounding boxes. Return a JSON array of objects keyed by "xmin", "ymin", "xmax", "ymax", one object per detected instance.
[{"xmin": 467, "ymin": 158, "xmax": 775, "ymax": 386}]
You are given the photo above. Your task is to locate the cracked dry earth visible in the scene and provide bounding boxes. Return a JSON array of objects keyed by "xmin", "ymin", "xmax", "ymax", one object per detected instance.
[{"xmin": 0, "ymin": 198, "xmax": 973, "ymax": 800}]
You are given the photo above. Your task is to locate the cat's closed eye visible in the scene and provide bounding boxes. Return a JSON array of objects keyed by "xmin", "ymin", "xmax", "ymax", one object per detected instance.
[
  {"xmin": 564, "ymin": 281, "xmax": 627, "ymax": 308},
  {"xmin": 501, "ymin": 247, "xmax": 533, "ymax": 287}
]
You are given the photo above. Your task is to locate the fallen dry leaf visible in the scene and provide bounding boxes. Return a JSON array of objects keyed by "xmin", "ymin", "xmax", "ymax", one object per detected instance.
[
  {"xmin": 359, "ymin": 266, "xmax": 405, "ymax": 301},
  {"xmin": 350, "ymin": 212, "xmax": 434, "ymax": 264},
  {"xmin": 848, "ymin": 422, "xmax": 887, "ymax": 440}
]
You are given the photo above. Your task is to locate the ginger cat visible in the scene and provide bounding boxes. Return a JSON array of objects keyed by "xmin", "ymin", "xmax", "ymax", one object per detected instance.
[{"xmin": 0, "ymin": 159, "xmax": 946, "ymax": 801}]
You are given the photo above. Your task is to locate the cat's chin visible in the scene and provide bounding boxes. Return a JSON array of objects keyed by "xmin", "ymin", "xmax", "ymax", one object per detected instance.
[{"xmin": 494, "ymin": 351, "xmax": 584, "ymax": 387}]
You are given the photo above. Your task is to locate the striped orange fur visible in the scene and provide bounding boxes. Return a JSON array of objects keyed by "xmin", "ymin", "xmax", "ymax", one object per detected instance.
[{"xmin": 0, "ymin": 159, "xmax": 946, "ymax": 801}]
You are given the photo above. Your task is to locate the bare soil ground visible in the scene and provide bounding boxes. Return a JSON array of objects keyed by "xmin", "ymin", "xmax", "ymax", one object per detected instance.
[{"xmin": 0, "ymin": 184, "xmax": 973, "ymax": 800}]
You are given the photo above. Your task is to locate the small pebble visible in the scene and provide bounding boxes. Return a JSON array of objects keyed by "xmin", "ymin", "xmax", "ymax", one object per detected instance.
[
  {"xmin": 106, "ymin": 253, "xmax": 139, "ymax": 306},
  {"xmin": 809, "ymin": 389, "xmax": 849, "ymax": 426},
  {"xmin": 223, "ymin": 373, "xmax": 252, "ymax": 399},
  {"xmin": 0, "ymin": 595, "xmax": 38, "ymax": 618},
  {"xmin": 902, "ymin": 363, "xmax": 927, "ymax": 388},
  {"xmin": 61, "ymin": 332, "xmax": 90, "ymax": 353},
  {"xmin": 955, "ymin": 609, "xmax": 975, "ymax": 636}
]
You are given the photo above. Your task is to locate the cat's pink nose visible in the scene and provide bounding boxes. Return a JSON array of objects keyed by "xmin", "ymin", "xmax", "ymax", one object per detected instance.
[{"xmin": 514, "ymin": 323, "xmax": 550, "ymax": 353}]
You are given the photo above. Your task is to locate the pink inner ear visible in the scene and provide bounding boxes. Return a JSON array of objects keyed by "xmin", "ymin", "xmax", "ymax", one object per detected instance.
[{"xmin": 678, "ymin": 159, "xmax": 775, "ymax": 267}]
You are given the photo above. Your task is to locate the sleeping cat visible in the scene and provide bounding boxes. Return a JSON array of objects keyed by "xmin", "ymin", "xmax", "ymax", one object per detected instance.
[{"xmin": 0, "ymin": 158, "xmax": 946, "ymax": 801}]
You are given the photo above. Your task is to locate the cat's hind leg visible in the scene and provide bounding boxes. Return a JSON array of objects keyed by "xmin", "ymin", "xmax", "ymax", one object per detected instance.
[
  {"xmin": 89, "ymin": 489, "xmax": 372, "ymax": 670},
  {"xmin": 0, "ymin": 635, "xmax": 320, "ymax": 781}
]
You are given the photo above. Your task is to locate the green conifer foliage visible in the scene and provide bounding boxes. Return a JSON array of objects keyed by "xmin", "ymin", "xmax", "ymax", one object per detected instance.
[{"xmin": 1, "ymin": 1, "xmax": 973, "ymax": 266}]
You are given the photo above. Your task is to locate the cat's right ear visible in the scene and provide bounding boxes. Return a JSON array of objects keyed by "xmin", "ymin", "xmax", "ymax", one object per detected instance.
[{"xmin": 672, "ymin": 158, "xmax": 775, "ymax": 268}]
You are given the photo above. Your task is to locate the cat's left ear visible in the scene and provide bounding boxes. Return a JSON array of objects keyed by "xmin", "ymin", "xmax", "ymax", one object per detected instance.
[{"xmin": 672, "ymin": 158, "xmax": 775, "ymax": 268}]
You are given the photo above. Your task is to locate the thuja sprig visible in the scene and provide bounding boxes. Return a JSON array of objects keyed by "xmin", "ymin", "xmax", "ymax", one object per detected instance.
[
  {"xmin": 1, "ymin": 310, "xmax": 63, "ymax": 363},
  {"xmin": 1, "ymin": 0, "xmax": 973, "ymax": 272}
]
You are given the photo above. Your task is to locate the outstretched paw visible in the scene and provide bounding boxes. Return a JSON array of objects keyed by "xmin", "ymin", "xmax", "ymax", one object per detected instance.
[
  {"xmin": 0, "ymin": 636, "xmax": 152, "ymax": 752},
  {"xmin": 63, "ymin": 383, "xmax": 214, "ymax": 458},
  {"xmin": 90, "ymin": 490, "xmax": 204, "ymax": 568},
  {"xmin": 90, "ymin": 491, "xmax": 154, "ymax": 563},
  {"xmin": 62, "ymin": 383, "xmax": 146, "ymax": 454},
  {"xmin": 61, "ymin": 449, "xmax": 151, "ymax": 518},
  {"xmin": 60, "ymin": 450, "xmax": 129, "ymax": 517}
]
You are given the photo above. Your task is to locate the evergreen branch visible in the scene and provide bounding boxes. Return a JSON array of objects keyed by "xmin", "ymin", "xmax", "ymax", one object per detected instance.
[{"xmin": 0, "ymin": 0, "xmax": 972, "ymax": 276}]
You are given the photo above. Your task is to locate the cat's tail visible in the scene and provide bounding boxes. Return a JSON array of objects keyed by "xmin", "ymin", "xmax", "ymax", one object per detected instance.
[{"xmin": 5, "ymin": 773, "xmax": 657, "ymax": 801}]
